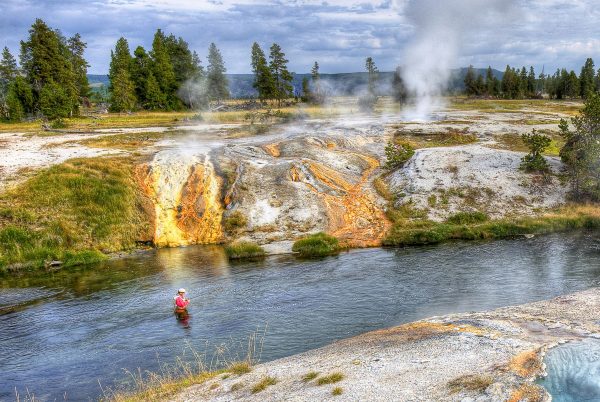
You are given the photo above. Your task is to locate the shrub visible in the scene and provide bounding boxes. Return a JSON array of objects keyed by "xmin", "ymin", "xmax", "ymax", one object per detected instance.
[
  {"xmin": 225, "ymin": 242, "xmax": 266, "ymax": 260},
  {"xmin": 385, "ymin": 140, "xmax": 415, "ymax": 170},
  {"xmin": 446, "ymin": 211, "xmax": 489, "ymax": 225},
  {"xmin": 292, "ymin": 232, "xmax": 340, "ymax": 258},
  {"xmin": 520, "ymin": 129, "xmax": 551, "ymax": 172}
]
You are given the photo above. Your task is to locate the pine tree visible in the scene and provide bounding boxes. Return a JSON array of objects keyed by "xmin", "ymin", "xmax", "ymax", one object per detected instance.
[
  {"xmin": 365, "ymin": 57, "xmax": 378, "ymax": 95},
  {"xmin": 108, "ymin": 37, "xmax": 136, "ymax": 111},
  {"xmin": 519, "ymin": 67, "xmax": 528, "ymax": 98},
  {"xmin": 464, "ymin": 65, "xmax": 477, "ymax": 96},
  {"xmin": 39, "ymin": 81, "xmax": 71, "ymax": 119},
  {"xmin": 0, "ymin": 47, "xmax": 19, "ymax": 120},
  {"xmin": 527, "ymin": 66, "xmax": 536, "ymax": 97},
  {"xmin": 268, "ymin": 43, "xmax": 293, "ymax": 106},
  {"xmin": 130, "ymin": 46, "xmax": 152, "ymax": 105},
  {"xmin": 206, "ymin": 43, "xmax": 229, "ymax": 102},
  {"xmin": 151, "ymin": 30, "xmax": 177, "ymax": 108},
  {"xmin": 0, "ymin": 47, "xmax": 18, "ymax": 83},
  {"xmin": 67, "ymin": 34, "xmax": 90, "ymax": 100},
  {"xmin": 580, "ymin": 58, "xmax": 595, "ymax": 99},
  {"xmin": 250, "ymin": 42, "xmax": 274, "ymax": 101},
  {"xmin": 20, "ymin": 19, "xmax": 80, "ymax": 117},
  {"xmin": 144, "ymin": 72, "xmax": 166, "ymax": 110},
  {"xmin": 485, "ymin": 66, "xmax": 495, "ymax": 96}
]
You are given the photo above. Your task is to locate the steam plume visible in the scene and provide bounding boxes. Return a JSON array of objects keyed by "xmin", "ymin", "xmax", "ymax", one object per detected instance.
[{"xmin": 401, "ymin": 0, "xmax": 516, "ymax": 121}]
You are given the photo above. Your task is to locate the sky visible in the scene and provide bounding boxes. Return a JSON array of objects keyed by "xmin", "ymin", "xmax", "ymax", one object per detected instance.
[{"xmin": 1, "ymin": 0, "xmax": 599, "ymax": 75}]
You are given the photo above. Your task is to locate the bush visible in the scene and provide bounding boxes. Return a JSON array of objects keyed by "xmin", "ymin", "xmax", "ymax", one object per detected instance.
[
  {"xmin": 446, "ymin": 211, "xmax": 489, "ymax": 225},
  {"xmin": 385, "ymin": 140, "xmax": 415, "ymax": 170},
  {"xmin": 520, "ymin": 129, "xmax": 551, "ymax": 172},
  {"xmin": 225, "ymin": 242, "xmax": 266, "ymax": 260},
  {"xmin": 292, "ymin": 232, "xmax": 341, "ymax": 258}
]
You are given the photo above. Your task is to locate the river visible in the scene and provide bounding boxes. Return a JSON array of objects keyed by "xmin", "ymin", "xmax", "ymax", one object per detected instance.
[{"xmin": 1, "ymin": 232, "xmax": 600, "ymax": 401}]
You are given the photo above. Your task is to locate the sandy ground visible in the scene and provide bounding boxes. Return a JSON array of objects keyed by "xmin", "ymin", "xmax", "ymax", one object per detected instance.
[{"xmin": 172, "ymin": 288, "xmax": 600, "ymax": 402}]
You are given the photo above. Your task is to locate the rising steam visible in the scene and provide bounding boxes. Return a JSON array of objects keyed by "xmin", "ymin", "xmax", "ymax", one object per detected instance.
[{"xmin": 400, "ymin": 0, "xmax": 516, "ymax": 121}]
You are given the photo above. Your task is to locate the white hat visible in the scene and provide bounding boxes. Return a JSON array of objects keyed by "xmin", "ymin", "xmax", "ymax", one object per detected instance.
[{"xmin": 178, "ymin": 288, "xmax": 186, "ymax": 293}]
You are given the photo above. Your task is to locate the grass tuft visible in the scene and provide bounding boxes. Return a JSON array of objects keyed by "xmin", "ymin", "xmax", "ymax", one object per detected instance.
[
  {"xmin": 292, "ymin": 232, "xmax": 341, "ymax": 258},
  {"xmin": 228, "ymin": 361, "xmax": 252, "ymax": 375},
  {"xmin": 332, "ymin": 386, "xmax": 343, "ymax": 396},
  {"xmin": 224, "ymin": 242, "xmax": 266, "ymax": 260},
  {"xmin": 251, "ymin": 376, "xmax": 277, "ymax": 394},
  {"xmin": 316, "ymin": 372, "xmax": 344, "ymax": 386},
  {"xmin": 301, "ymin": 371, "xmax": 319, "ymax": 383}
]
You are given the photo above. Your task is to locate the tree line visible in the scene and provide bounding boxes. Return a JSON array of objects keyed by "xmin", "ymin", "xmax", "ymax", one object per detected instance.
[
  {"xmin": 108, "ymin": 32, "xmax": 229, "ymax": 112},
  {"xmin": 0, "ymin": 19, "xmax": 89, "ymax": 121},
  {"xmin": 464, "ymin": 58, "xmax": 600, "ymax": 100}
]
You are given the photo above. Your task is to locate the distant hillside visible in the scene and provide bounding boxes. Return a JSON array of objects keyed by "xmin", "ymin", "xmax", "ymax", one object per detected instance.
[{"xmin": 87, "ymin": 68, "xmax": 503, "ymax": 98}]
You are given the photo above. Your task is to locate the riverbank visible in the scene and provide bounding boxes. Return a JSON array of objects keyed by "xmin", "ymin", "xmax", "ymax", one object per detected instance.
[{"xmin": 157, "ymin": 288, "xmax": 600, "ymax": 401}]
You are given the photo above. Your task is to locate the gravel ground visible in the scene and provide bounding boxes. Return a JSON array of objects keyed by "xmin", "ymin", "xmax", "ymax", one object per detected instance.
[{"xmin": 172, "ymin": 288, "xmax": 600, "ymax": 401}]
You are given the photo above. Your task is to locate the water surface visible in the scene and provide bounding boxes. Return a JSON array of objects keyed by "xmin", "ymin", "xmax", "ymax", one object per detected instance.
[{"xmin": 1, "ymin": 232, "xmax": 600, "ymax": 400}]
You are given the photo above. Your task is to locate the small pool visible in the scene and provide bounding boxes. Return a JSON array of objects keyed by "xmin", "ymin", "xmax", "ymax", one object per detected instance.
[{"xmin": 538, "ymin": 338, "xmax": 600, "ymax": 401}]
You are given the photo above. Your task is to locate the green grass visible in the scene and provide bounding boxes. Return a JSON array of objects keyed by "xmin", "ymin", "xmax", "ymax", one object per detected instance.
[
  {"xmin": 445, "ymin": 211, "xmax": 489, "ymax": 225},
  {"xmin": 0, "ymin": 157, "xmax": 150, "ymax": 272},
  {"xmin": 251, "ymin": 376, "xmax": 277, "ymax": 394},
  {"xmin": 332, "ymin": 387, "xmax": 343, "ymax": 396},
  {"xmin": 224, "ymin": 242, "xmax": 266, "ymax": 260},
  {"xmin": 292, "ymin": 232, "xmax": 341, "ymax": 258},
  {"xmin": 316, "ymin": 372, "xmax": 344, "ymax": 385},
  {"xmin": 383, "ymin": 205, "xmax": 600, "ymax": 247}
]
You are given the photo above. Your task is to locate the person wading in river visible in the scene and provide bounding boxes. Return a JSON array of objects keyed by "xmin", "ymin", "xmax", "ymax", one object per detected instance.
[{"xmin": 174, "ymin": 288, "xmax": 190, "ymax": 324}]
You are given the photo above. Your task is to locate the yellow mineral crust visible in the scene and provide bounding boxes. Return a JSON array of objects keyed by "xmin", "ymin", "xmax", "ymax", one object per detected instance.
[{"xmin": 139, "ymin": 154, "xmax": 223, "ymax": 247}]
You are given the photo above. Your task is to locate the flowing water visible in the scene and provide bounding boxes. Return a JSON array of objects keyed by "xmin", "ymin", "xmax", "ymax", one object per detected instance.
[{"xmin": 1, "ymin": 232, "xmax": 600, "ymax": 401}]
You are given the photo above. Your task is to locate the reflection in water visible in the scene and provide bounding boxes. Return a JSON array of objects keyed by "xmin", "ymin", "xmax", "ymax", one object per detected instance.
[
  {"xmin": 1, "ymin": 232, "xmax": 600, "ymax": 401},
  {"xmin": 539, "ymin": 339, "xmax": 600, "ymax": 401}
]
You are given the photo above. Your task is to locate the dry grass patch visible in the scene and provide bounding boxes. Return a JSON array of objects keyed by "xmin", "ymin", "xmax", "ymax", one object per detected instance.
[
  {"xmin": 228, "ymin": 361, "xmax": 252, "ymax": 375},
  {"xmin": 316, "ymin": 372, "xmax": 344, "ymax": 385},
  {"xmin": 301, "ymin": 371, "xmax": 319, "ymax": 383},
  {"xmin": 251, "ymin": 376, "xmax": 278, "ymax": 394},
  {"xmin": 332, "ymin": 387, "xmax": 343, "ymax": 396},
  {"xmin": 448, "ymin": 374, "xmax": 494, "ymax": 394}
]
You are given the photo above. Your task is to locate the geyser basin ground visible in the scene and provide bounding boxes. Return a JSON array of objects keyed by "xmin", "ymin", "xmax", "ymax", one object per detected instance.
[{"xmin": 2, "ymin": 232, "xmax": 600, "ymax": 400}]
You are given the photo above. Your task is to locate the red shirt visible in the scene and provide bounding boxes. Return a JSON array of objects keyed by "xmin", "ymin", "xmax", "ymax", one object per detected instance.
[{"xmin": 175, "ymin": 295, "xmax": 189, "ymax": 308}]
